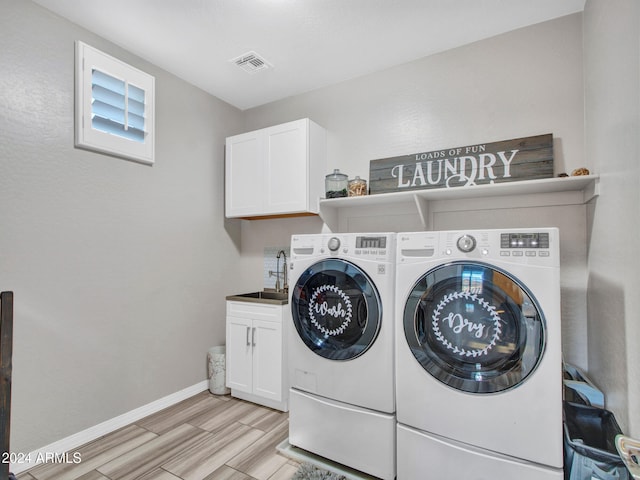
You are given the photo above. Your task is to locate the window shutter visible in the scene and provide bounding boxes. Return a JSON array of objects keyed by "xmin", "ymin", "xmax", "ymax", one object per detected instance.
[
  {"xmin": 75, "ymin": 41, "xmax": 155, "ymax": 165},
  {"xmin": 91, "ymin": 70, "xmax": 146, "ymax": 143}
]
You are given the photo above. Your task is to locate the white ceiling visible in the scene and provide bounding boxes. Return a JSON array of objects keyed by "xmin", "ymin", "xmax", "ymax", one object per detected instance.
[{"xmin": 33, "ymin": 0, "xmax": 585, "ymax": 111}]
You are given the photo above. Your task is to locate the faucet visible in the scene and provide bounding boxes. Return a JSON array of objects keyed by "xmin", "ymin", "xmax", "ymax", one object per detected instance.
[{"xmin": 276, "ymin": 250, "xmax": 288, "ymax": 294}]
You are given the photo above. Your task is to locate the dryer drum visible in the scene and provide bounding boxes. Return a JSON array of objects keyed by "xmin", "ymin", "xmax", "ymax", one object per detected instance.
[
  {"xmin": 404, "ymin": 261, "xmax": 546, "ymax": 394},
  {"xmin": 291, "ymin": 259, "xmax": 382, "ymax": 361}
]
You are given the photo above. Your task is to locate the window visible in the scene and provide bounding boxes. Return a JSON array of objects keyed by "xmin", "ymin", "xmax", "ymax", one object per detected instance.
[{"xmin": 75, "ymin": 41, "xmax": 155, "ymax": 165}]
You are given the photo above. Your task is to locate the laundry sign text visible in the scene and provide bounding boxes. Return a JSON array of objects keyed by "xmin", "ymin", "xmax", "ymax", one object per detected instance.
[{"xmin": 368, "ymin": 133, "xmax": 553, "ymax": 194}]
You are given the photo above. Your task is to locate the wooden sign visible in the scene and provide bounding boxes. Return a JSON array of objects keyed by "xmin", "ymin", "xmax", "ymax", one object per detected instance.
[{"xmin": 369, "ymin": 134, "xmax": 553, "ymax": 195}]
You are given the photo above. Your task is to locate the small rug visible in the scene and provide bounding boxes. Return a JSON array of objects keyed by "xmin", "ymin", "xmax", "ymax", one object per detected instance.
[
  {"xmin": 277, "ymin": 439, "xmax": 375, "ymax": 479},
  {"xmin": 292, "ymin": 462, "xmax": 347, "ymax": 480}
]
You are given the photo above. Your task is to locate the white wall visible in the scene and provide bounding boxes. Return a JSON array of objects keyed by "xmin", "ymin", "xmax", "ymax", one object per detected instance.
[
  {"xmin": 0, "ymin": 0, "xmax": 247, "ymax": 453},
  {"xmin": 583, "ymin": 0, "xmax": 640, "ymax": 436},
  {"xmin": 241, "ymin": 14, "xmax": 589, "ymax": 370},
  {"xmin": 245, "ymin": 14, "xmax": 585, "ymax": 178}
]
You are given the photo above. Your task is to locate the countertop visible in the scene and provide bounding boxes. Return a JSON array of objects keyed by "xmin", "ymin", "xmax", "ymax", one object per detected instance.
[{"xmin": 226, "ymin": 289, "xmax": 289, "ymax": 305}]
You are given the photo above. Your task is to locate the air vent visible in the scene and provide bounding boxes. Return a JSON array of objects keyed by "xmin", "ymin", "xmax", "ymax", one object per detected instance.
[{"xmin": 230, "ymin": 51, "xmax": 272, "ymax": 74}]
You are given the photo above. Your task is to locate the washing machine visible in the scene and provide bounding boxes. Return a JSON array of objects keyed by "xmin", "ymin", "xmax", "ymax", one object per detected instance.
[
  {"xmin": 395, "ymin": 228, "xmax": 563, "ymax": 479},
  {"xmin": 288, "ymin": 233, "xmax": 396, "ymax": 480}
]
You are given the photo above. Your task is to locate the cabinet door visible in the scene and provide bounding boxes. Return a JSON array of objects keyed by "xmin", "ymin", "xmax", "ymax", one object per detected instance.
[
  {"xmin": 226, "ymin": 316, "xmax": 253, "ymax": 394},
  {"xmin": 265, "ymin": 119, "xmax": 308, "ymax": 214},
  {"xmin": 252, "ymin": 319, "xmax": 283, "ymax": 402},
  {"xmin": 225, "ymin": 131, "xmax": 264, "ymax": 217}
]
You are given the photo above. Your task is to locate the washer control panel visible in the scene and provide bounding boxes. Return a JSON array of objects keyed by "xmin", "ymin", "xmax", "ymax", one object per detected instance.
[
  {"xmin": 352, "ymin": 235, "xmax": 389, "ymax": 257},
  {"xmin": 356, "ymin": 235, "xmax": 387, "ymax": 249},
  {"xmin": 291, "ymin": 233, "xmax": 395, "ymax": 262},
  {"xmin": 325, "ymin": 235, "xmax": 389, "ymax": 255}
]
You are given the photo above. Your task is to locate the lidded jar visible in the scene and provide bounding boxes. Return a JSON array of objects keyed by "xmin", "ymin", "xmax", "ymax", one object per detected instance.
[
  {"xmin": 348, "ymin": 176, "xmax": 367, "ymax": 196},
  {"xmin": 325, "ymin": 169, "xmax": 348, "ymax": 198}
]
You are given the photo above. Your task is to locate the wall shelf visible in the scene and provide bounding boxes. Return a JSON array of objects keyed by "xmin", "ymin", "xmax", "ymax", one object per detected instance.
[{"xmin": 318, "ymin": 175, "xmax": 599, "ymax": 231}]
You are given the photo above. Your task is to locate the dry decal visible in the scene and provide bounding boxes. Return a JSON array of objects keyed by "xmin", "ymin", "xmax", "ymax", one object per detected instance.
[
  {"xmin": 431, "ymin": 291, "xmax": 502, "ymax": 357},
  {"xmin": 308, "ymin": 285, "xmax": 353, "ymax": 337}
]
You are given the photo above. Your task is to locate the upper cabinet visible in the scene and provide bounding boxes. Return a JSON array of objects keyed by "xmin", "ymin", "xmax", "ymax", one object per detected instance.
[{"xmin": 225, "ymin": 118, "xmax": 326, "ymax": 219}]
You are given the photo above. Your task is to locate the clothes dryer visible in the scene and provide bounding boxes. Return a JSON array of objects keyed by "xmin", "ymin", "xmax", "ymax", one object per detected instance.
[
  {"xmin": 395, "ymin": 228, "xmax": 563, "ymax": 479},
  {"xmin": 288, "ymin": 233, "xmax": 396, "ymax": 480}
]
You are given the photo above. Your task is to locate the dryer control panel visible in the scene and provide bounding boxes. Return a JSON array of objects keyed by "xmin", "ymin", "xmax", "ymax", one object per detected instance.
[
  {"xmin": 501, "ymin": 232, "xmax": 550, "ymax": 249},
  {"xmin": 398, "ymin": 228, "xmax": 559, "ymax": 267}
]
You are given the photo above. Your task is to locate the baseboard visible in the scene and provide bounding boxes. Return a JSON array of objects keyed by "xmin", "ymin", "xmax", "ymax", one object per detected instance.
[{"xmin": 11, "ymin": 380, "xmax": 208, "ymax": 474}]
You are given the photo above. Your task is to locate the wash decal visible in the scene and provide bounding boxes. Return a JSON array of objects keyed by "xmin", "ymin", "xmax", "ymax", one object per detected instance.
[
  {"xmin": 369, "ymin": 133, "xmax": 553, "ymax": 194},
  {"xmin": 430, "ymin": 290, "xmax": 503, "ymax": 358},
  {"xmin": 308, "ymin": 284, "xmax": 353, "ymax": 337}
]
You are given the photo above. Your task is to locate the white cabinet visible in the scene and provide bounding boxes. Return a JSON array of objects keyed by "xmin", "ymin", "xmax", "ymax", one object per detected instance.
[
  {"xmin": 225, "ymin": 301, "xmax": 288, "ymax": 411},
  {"xmin": 225, "ymin": 118, "xmax": 326, "ymax": 219}
]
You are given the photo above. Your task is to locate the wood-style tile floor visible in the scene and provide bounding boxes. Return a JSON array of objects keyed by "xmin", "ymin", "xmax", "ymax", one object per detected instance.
[{"xmin": 18, "ymin": 391, "xmax": 300, "ymax": 480}]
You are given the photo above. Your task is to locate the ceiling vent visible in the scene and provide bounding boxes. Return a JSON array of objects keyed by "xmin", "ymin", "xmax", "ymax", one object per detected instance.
[{"xmin": 230, "ymin": 51, "xmax": 272, "ymax": 74}]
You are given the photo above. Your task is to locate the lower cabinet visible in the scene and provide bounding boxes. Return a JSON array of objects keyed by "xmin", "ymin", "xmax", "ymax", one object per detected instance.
[{"xmin": 225, "ymin": 301, "xmax": 288, "ymax": 411}]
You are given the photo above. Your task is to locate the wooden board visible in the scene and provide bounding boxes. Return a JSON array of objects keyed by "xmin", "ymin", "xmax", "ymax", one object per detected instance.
[
  {"xmin": 1, "ymin": 291, "xmax": 13, "ymax": 480},
  {"xmin": 369, "ymin": 133, "xmax": 553, "ymax": 195}
]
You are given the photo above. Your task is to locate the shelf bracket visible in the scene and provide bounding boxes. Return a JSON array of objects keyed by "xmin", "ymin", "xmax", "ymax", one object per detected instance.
[
  {"xmin": 413, "ymin": 194, "xmax": 431, "ymax": 230},
  {"xmin": 318, "ymin": 204, "xmax": 339, "ymax": 232},
  {"xmin": 583, "ymin": 177, "xmax": 600, "ymax": 203}
]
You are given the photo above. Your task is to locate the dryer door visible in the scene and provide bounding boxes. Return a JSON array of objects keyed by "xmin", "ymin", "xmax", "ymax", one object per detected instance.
[
  {"xmin": 403, "ymin": 261, "xmax": 546, "ymax": 394},
  {"xmin": 291, "ymin": 259, "xmax": 382, "ymax": 361}
]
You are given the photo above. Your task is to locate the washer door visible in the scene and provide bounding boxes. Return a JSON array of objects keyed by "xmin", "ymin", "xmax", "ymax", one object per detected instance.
[
  {"xmin": 291, "ymin": 259, "xmax": 382, "ymax": 361},
  {"xmin": 403, "ymin": 261, "xmax": 546, "ymax": 394}
]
